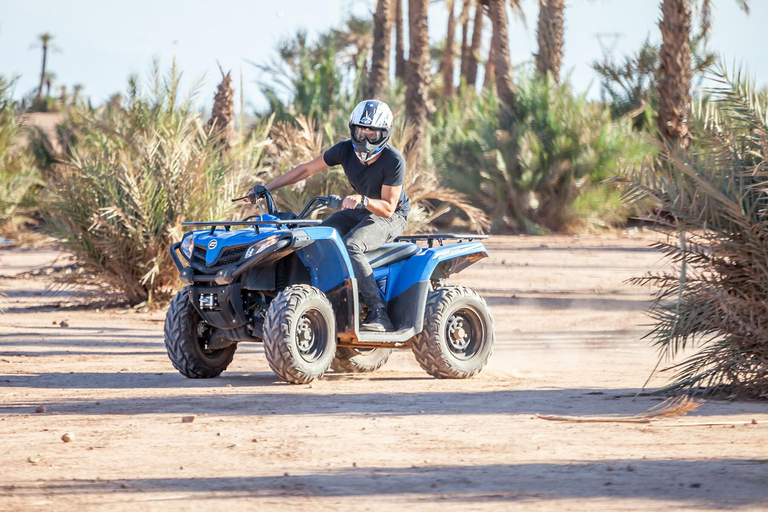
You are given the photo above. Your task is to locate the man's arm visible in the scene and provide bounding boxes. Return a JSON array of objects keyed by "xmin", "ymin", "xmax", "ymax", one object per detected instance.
[
  {"xmin": 265, "ymin": 155, "xmax": 329, "ymax": 192},
  {"xmin": 342, "ymin": 184, "xmax": 401, "ymax": 218}
]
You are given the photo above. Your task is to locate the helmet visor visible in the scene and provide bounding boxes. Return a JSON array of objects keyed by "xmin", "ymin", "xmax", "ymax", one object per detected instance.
[{"xmin": 352, "ymin": 126, "xmax": 385, "ymax": 144}]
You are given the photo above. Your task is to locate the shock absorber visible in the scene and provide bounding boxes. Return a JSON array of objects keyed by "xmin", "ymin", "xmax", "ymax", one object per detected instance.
[{"xmin": 275, "ymin": 259, "xmax": 287, "ymax": 291}]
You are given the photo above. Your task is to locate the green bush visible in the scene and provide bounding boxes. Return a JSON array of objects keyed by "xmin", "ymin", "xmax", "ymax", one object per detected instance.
[{"xmin": 432, "ymin": 73, "xmax": 651, "ymax": 233}]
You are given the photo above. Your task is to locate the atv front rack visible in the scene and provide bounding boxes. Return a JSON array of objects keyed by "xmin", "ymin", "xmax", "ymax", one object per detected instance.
[
  {"xmin": 183, "ymin": 220, "xmax": 321, "ymax": 234},
  {"xmin": 395, "ymin": 234, "xmax": 489, "ymax": 248}
]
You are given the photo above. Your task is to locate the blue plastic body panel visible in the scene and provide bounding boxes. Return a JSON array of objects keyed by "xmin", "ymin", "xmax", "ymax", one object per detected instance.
[
  {"xmin": 387, "ymin": 241, "xmax": 488, "ymax": 298},
  {"xmin": 191, "ymin": 227, "xmax": 279, "ymax": 266},
  {"xmin": 293, "ymin": 227, "xmax": 354, "ymax": 292}
]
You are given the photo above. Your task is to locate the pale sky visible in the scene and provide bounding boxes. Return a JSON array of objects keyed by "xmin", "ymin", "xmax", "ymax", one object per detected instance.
[{"xmin": 1, "ymin": 0, "xmax": 763, "ymax": 111}]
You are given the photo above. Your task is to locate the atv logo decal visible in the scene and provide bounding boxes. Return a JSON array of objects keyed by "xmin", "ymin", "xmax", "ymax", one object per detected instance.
[{"xmin": 208, "ymin": 240, "xmax": 218, "ymax": 250}]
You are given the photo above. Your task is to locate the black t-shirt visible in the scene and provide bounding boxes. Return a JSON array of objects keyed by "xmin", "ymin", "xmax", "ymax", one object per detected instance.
[{"xmin": 323, "ymin": 140, "xmax": 411, "ymax": 217}]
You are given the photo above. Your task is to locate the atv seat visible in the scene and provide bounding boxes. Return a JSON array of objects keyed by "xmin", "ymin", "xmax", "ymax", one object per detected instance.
[{"xmin": 365, "ymin": 242, "xmax": 420, "ymax": 269}]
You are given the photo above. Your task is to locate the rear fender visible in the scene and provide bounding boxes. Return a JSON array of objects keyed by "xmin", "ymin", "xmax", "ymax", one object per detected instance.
[{"xmin": 389, "ymin": 241, "xmax": 488, "ymax": 297}]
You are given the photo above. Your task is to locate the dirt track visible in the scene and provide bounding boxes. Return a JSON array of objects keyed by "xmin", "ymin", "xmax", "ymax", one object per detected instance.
[{"xmin": 1, "ymin": 233, "xmax": 767, "ymax": 511}]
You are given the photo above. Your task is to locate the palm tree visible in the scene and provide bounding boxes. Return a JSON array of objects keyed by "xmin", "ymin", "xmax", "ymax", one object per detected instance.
[
  {"xmin": 395, "ymin": 0, "xmax": 407, "ymax": 80},
  {"xmin": 483, "ymin": 37, "xmax": 495, "ymax": 89},
  {"xmin": 366, "ymin": 0, "xmax": 394, "ymax": 98},
  {"xmin": 405, "ymin": 0, "xmax": 430, "ymax": 162},
  {"xmin": 459, "ymin": 0, "xmax": 472, "ymax": 81},
  {"xmin": 32, "ymin": 33, "xmax": 58, "ymax": 102},
  {"xmin": 535, "ymin": 0, "xmax": 565, "ymax": 83},
  {"xmin": 623, "ymin": 65, "xmax": 768, "ymax": 398},
  {"xmin": 466, "ymin": 0, "xmax": 485, "ymax": 87},
  {"xmin": 656, "ymin": 0, "xmax": 692, "ymax": 145},
  {"xmin": 44, "ymin": 72, "xmax": 56, "ymax": 99},
  {"xmin": 72, "ymin": 84, "xmax": 84, "ymax": 105},
  {"xmin": 443, "ymin": 0, "xmax": 457, "ymax": 98},
  {"xmin": 488, "ymin": 0, "xmax": 516, "ymax": 117},
  {"xmin": 333, "ymin": 16, "xmax": 374, "ymax": 72},
  {"xmin": 656, "ymin": 0, "xmax": 749, "ymax": 145},
  {"xmin": 208, "ymin": 67, "xmax": 235, "ymax": 151}
]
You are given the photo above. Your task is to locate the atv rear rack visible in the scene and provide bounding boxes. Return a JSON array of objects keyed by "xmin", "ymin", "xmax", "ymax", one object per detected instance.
[
  {"xmin": 183, "ymin": 220, "xmax": 321, "ymax": 234},
  {"xmin": 395, "ymin": 234, "xmax": 489, "ymax": 248}
]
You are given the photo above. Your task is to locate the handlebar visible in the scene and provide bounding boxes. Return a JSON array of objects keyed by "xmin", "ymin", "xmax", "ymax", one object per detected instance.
[{"xmin": 233, "ymin": 188, "xmax": 342, "ymax": 220}]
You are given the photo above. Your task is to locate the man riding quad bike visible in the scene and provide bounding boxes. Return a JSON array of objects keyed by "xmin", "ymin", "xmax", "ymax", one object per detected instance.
[{"xmin": 164, "ymin": 100, "xmax": 495, "ymax": 384}]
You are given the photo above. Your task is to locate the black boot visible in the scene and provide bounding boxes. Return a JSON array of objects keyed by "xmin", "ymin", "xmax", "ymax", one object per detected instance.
[{"xmin": 361, "ymin": 308, "xmax": 394, "ymax": 332}]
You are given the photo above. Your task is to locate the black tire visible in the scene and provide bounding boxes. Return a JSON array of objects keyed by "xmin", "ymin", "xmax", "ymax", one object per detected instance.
[
  {"xmin": 331, "ymin": 347, "xmax": 392, "ymax": 373},
  {"xmin": 164, "ymin": 287, "xmax": 237, "ymax": 378},
  {"xmin": 263, "ymin": 284, "xmax": 337, "ymax": 384},
  {"xmin": 411, "ymin": 285, "xmax": 494, "ymax": 379}
]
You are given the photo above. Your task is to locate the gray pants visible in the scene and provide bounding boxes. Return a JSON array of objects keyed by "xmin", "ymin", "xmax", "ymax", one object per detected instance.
[{"xmin": 321, "ymin": 209, "xmax": 408, "ymax": 309}]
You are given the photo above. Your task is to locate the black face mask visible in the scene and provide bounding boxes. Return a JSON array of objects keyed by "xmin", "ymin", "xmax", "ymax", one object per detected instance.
[{"xmin": 352, "ymin": 139, "xmax": 382, "ymax": 163}]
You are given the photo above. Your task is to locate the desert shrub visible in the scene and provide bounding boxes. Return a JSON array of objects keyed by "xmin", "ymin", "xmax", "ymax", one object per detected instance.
[
  {"xmin": 432, "ymin": 73, "xmax": 651, "ymax": 233},
  {"xmin": 45, "ymin": 63, "xmax": 271, "ymax": 305},
  {"xmin": 622, "ymin": 64, "xmax": 768, "ymax": 398},
  {"xmin": 0, "ymin": 76, "xmax": 43, "ymax": 232}
]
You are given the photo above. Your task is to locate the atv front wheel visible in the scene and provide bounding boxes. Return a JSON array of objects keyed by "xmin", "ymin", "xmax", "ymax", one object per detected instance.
[
  {"xmin": 164, "ymin": 288, "xmax": 237, "ymax": 378},
  {"xmin": 331, "ymin": 347, "xmax": 392, "ymax": 373},
  {"xmin": 263, "ymin": 285, "xmax": 337, "ymax": 384},
  {"xmin": 411, "ymin": 286, "xmax": 494, "ymax": 379}
]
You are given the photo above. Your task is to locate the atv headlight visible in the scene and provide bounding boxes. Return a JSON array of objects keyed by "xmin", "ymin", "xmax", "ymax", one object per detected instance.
[
  {"xmin": 181, "ymin": 235, "xmax": 195, "ymax": 259},
  {"xmin": 245, "ymin": 235, "xmax": 280, "ymax": 259}
]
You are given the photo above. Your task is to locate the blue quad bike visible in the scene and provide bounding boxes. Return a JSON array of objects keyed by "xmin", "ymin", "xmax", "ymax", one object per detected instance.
[{"xmin": 164, "ymin": 189, "xmax": 495, "ymax": 384}]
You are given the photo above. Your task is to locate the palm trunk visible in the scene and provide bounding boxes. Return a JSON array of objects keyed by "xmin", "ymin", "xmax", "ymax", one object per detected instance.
[
  {"xmin": 488, "ymin": 0, "xmax": 516, "ymax": 118},
  {"xmin": 367, "ymin": 0, "xmax": 394, "ymax": 98},
  {"xmin": 483, "ymin": 35, "xmax": 496, "ymax": 89},
  {"xmin": 535, "ymin": 0, "xmax": 565, "ymax": 83},
  {"xmin": 395, "ymin": 0, "xmax": 407, "ymax": 80},
  {"xmin": 466, "ymin": 0, "xmax": 484, "ymax": 87},
  {"xmin": 657, "ymin": 0, "xmax": 692, "ymax": 145},
  {"xmin": 37, "ymin": 45, "xmax": 48, "ymax": 100},
  {"xmin": 459, "ymin": 0, "xmax": 471, "ymax": 84},
  {"xmin": 443, "ymin": 0, "xmax": 457, "ymax": 98},
  {"xmin": 405, "ymin": 0, "xmax": 429, "ymax": 162}
]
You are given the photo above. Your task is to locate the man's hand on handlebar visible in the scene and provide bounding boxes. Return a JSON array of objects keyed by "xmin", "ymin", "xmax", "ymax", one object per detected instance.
[
  {"xmin": 342, "ymin": 194, "xmax": 364, "ymax": 210},
  {"xmin": 246, "ymin": 184, "xmax": 269, "ymax": 204}
]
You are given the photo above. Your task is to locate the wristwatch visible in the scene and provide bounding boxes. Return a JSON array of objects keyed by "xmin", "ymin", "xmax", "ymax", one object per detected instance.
[{"xmin": 357, "ymin": 196, "xmax": 369, "ymax": 209}]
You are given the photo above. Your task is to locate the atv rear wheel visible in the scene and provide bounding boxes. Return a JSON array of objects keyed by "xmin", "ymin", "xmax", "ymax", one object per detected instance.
[
  {"xmin": 331, "ymin": 347, "xmax": 392, "ymax": 373},
  {"xmin": 411, "ymin": 286, "xmax": 494, "ymax": 379},
  {"xmin": 263, "ymin": 285, "xmax": 337, "ymax": 384},
  {"xmin": 164, "ymin": 287, "xmax": 237, "ymax": 378}
]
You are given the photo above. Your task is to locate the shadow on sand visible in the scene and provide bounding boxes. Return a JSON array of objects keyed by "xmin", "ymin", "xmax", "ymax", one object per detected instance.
[{"xmin": 5, "ymin": 460, "xmax": 767, "ymax": 507}]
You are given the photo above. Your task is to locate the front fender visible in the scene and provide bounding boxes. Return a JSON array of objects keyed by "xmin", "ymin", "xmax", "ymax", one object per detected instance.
[{"xmin": 389, "ymin": 241, "xmax": 488, "ymax": 297}]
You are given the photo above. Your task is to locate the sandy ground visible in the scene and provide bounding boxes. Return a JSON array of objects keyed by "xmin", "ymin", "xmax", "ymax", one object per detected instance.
[{"xmin": 0, "ymin": 232, "xmax": 766, "ymax": 511}]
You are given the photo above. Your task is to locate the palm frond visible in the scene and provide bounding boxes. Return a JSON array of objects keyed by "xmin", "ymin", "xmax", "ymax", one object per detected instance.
[{"xmin": 621, "ymin": 61, "xmax": 768, "ymax": 398}]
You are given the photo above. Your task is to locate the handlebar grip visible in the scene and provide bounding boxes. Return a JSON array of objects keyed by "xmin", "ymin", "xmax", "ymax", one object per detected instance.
[{"xmin": 327, "ymin": 195, "xmax": 342, "ymax": 209}]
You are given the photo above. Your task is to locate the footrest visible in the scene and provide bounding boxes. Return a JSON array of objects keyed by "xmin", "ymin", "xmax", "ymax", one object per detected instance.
[{"xmin": 354, "ymin": 327, "xmax": 417, "ymax": 344}]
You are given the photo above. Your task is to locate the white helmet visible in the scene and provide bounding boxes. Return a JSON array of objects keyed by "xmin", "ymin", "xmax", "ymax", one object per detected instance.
[{"xmin": 349, "ymin": 99, "xmax": 393, "ymax": 163}]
